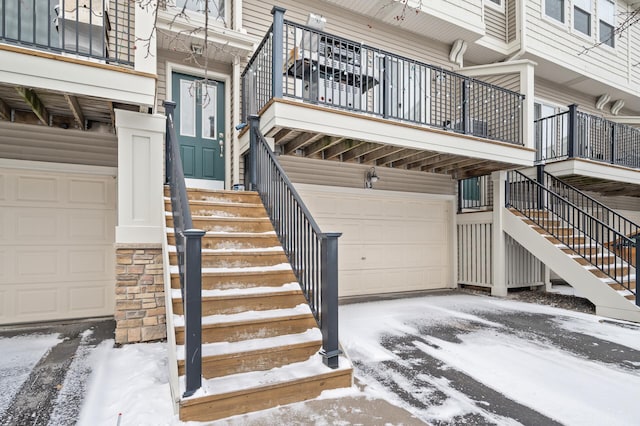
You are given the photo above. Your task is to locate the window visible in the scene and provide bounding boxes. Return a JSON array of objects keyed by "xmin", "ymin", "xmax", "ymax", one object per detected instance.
[
  {"xmin": 598, "ymin": 0, "xmax": 615, "ymax": 47},
  {"xmin": 174, "ymin": 0, "xmax": 225, "ymax": 22},
  {"xmin": 573, "ymin": 0, "xmax": 592, "ymax": 35},
  {"xmin": 545, "ymin": 0, "xmax": 565, "ymax": 22}
]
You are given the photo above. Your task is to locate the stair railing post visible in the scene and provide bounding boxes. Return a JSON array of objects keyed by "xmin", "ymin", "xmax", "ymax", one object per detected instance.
[
  {"xmin": 457, "ymin": 179, "xmax": 463, "ymax": 213},
  {"xmin": 536, "ymin": 164, "xmax": 545, "ymax": 210},
  {"xmin": 636, "ymin": 235, "xmax": 640, "ymax": 307},
  {"xmin": 567, "ymin": 104, "xmax": 578, "ymax": 158},
  {"xmin": 248, "ymin": 114, "xmax": 260, "ymax": 191},
  {"xmin": 320, "ymin": 232, "xmax": 342, "ymax": 369},
  {"xmin": 163, "ymin": 101, "xmax": 176, "ymax": 184},
  {"xmin": 182, "ymin": 228, "xmax": 206, "ymax": 398},
  {"xmin": 271, "ymin": 6, "xmax": 286, "ymax": 100}
]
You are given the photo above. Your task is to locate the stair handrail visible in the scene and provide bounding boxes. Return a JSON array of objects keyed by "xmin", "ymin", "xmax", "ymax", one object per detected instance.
[
  {"xmin": 506, "ymin": 170, "xmax": 637, "ymax": 304},
  {"xmin": 543, "ymin": 171, "xmax": 640, "ymax": 240},
  {"xmin": 247, "ymin": 115, "xmax": 342, "ymax": 368},
  {"xmin": 163, "ymin": 101, "xmax": 205, "ymax": 397}
]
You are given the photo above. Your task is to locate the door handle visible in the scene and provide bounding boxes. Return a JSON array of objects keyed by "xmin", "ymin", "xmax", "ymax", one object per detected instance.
[{"xmin": 219, "ymin": 139, "xmax": 224, "ymax": 157}]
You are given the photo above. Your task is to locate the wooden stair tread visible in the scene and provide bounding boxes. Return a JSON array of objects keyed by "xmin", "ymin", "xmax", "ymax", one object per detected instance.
[
  {"xmin": 165, "ymin": 198, "xmax": 265, "ymax": 208},
  {"xmin": 173, "ymin": 306, "xmax": 314, "ymax": 328},
  {"xmin": 180, "ymin": 355, "xmax": 351, "ymax": 405},
  {"xmin": 176, "ymin": 328, "xmax": 322, "ymax": 361},
  {"xmin": 172, "ymin": 289, "xmax": 302, "ymax": 303}
]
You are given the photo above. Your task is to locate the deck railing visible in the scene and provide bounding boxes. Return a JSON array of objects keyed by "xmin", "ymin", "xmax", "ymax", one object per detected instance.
[
  {"xmin": 535, "ymin": 104, "xmax": 640, "ymax": 169},
  {"xmin": 248, "ymin": 114, "xmax": 342, "ymax": 368},
  {"xmin": 0, "ymin": 0, "xmax": 134, "ymax": 65},
  {"xmin": 507, "ymin": 170, "xmax": 638, "ymax": 305},
  {"xmin": 163, "ymin": 101, "xmax": 205, "ymax": 397},
  {"xmin": 242, "ymin": 7, "xmax": 525, "ymax": 146}
]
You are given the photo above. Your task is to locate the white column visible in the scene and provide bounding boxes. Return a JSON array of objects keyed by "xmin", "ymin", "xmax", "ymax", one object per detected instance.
[
  {"xmin": 232, "ymin": 55, "xmax": 241, "ymax": 186},
  {"xmin": 519, "ymin": 61, "xmax": 536, "ymax": 151},
  {"xmin": 115, "ymin": 110, "xmax": 166, "ymax": 243},
  {"xmin": 134, "ymin": 1, "xmax": 157, "ymax": 75},
  {"xmin": 491, "ymin": 170, "xmax": 507, "ymax": 296}
]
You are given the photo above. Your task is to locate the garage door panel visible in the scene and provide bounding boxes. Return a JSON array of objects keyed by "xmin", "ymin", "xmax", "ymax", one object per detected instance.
[
  {"xmin": 17, "ymin": 176, "xmax": 59, "ymax": 202},
  {"xmin": 69, "ymin": 178, "xmax": 111, "ymax": 206},
  {"xmin": 295, "ymin": 184, "xmax": 452, "ymax": 296},
  {"xmin": 0, "ymin": 167, "xmax": 115, "ymax": 324}
]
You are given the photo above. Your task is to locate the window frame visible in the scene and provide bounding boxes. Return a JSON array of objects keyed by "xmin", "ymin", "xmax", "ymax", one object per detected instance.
[
  {"xmin": 598, "ymin": 0, "xmax": 616, "ymax": 49},
  {"xmin": 543, "ymin": 0, "xmax": 566, "ymax": 24},
  {"xmin": 168, "ymin": 0, "xmax": 228, "ymax": 28},
  {"xmin": 572, "ymin": 0, "xmax": 593, "ymax": 37}
]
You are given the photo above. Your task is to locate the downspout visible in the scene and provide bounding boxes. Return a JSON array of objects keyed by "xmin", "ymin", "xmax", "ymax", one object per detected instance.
[{"xmin": 506, "ymin": 0, "xmax": 526, "ymax": 61}]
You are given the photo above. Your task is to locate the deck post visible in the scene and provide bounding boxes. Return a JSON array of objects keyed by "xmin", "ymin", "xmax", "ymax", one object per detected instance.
[
  {"xmin": 271, "ymin": 6, "xmax": 286, "ymax": 99},
  {"xmin": 567, "ymin": 104, "xmax": 578, "ymax": 158},
  {"xmin": 635, "ymin": 236, "xmax": 639, "ymax": 307},
  {"xmin": 248, "ymin": 114, "xmax": 260, "ymax": 191}
]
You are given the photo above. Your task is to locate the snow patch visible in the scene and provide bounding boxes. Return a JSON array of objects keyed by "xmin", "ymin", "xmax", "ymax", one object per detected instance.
[{"xmin": 173, "ymin": 303, "xmax": 313, "ymax": 327}]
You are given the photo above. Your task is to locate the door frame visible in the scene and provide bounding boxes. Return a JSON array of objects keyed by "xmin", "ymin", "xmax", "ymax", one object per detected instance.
[{"xmin": 166, "ymin": 62, "xmax": 231, "ymax": 189}]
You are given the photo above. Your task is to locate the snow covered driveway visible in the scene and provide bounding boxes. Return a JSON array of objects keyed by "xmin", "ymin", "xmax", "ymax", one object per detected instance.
[{"xmin": 340, "ymin": 292, "xmax": 640, "ymax": 426}]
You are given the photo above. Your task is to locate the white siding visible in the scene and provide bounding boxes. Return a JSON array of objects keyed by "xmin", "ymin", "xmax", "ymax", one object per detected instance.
[
  {"xmin": 526, "ymin": 0, "xmax": 635, "ymax": 94},
  {"xmin": 485, "ymin": 7, "xmax": 507, "ymax": 42}
]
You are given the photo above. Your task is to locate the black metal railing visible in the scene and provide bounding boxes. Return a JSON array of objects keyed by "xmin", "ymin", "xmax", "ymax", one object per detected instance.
[
  {"xmin": 163, "ymin": 101, "xmax": 205, "ymax": 397},
  {"xmin": 0, "ymin": 0, "xmax": 134, "ymax": 65},
  {"xmin": 507, "ymin": 170, "xmax": 637, "ymax": 305},
  {"xmin": 458, "ymin": 174, "xmax": 493, "ymax": 212},
  {"xmin": 248, "ymin": 114, "xmax": 342, "ymax": 368},
  {"xmin": 535, "ymin": 104, "xmax": 640, "ymax": 169},
  {"xmin": 242, "ymin": 7, "xmax": 525, "ymax": 146}
]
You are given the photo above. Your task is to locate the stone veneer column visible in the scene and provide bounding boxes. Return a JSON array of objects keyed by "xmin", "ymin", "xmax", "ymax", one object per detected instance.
[{"xmin": 114, "ymin": 244, "xmax": 166, "ymax": 344}]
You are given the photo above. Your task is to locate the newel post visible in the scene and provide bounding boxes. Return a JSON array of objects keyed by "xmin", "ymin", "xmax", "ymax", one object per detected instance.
[
  {"xmin": 163, "ymin": 101, "xmax": 176, "ymax": 184},
  {"xmin": 248, "ymin": 114, "xmax": 260, "ymax": 191},
  {"xmin": 182, "ymin": 228, "xmax": 206, "ymax": 398},
  {"xmin": 320, "ymin": 232, "xmax": 342, "ymax": 369},
  {"xmin": 271, "ymin": 6, "xmax": 286, "ymax": 99}
]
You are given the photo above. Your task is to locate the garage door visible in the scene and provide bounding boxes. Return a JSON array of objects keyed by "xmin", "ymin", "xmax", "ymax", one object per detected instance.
[
  {"xmin": 0, "ymin": 165, "xmax": 116, "ymax": 324},
  {"xmin": 295, "ymin": 184, "xmax": 453, "ymax": 297}
]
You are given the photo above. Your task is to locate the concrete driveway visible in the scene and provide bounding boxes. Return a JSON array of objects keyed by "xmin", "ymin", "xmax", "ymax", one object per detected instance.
[{"xmin": 339, "ymin": 291, "xmax": 640, "ymax": 425}]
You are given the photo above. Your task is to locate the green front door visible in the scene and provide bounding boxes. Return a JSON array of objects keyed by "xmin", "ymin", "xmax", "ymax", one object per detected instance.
[{"xmin": 172, "ymin": 72, "xmax": 225, "ymax": 182}]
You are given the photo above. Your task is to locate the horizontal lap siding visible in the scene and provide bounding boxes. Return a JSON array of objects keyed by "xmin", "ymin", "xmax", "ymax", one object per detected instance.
[
  {"xmin": 278, "ymin": 155, "xmax": 455, "ymax": 195},
  {"xmin": 243, "ymin": 0, "xmax": 452, "ymax": 70},
  {"xmin": 0, "ymin": 122, "xmax": 117, "ymax": 167},
  {"xmin": 526, "ymin": 0, "xmax": 632, "ymax": 92},
  {"xmin": 485, "ymin": 7, "xmax": 507, "ymax": 42},
  {"xmin": 535, "ymin": 78, "xmax": 599, "ymax": 114},
  {"xmin": 507, "ymin": 0, "xmax": 517, "ymax": 42}
]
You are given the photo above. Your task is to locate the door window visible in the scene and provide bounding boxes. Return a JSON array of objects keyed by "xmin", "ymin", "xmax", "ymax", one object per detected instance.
[
  {"xmin": 201, "ymin": 83, "xmax": 218, "ymax": 139},
  {"xmin": 179, "ymin": 79, "xmax": 196, "ymax": 137}
]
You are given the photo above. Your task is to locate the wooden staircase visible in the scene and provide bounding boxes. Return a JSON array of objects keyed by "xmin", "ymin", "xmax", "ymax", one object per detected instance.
[
  {"xmin": 505, "ymin": 208, "xmax": 639, "ymax": 321},
  {"xmin": 164, "ymin": 188, "xmax": 352, "ymax": 422}
]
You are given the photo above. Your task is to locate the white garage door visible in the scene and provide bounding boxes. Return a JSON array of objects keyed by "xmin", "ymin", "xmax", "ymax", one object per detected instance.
[
  {"xmin": 295, "ymin": 184, "xmax": 453, "ymax": 297},
  {"xmin": 0, "ymin": 165, "xmax": 116, "ymax": 324}
]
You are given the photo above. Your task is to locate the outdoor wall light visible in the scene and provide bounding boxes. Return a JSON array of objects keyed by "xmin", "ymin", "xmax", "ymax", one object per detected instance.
[{"xmin": 365, "ymin": 167, "xmax": 379, "ymax": 189}]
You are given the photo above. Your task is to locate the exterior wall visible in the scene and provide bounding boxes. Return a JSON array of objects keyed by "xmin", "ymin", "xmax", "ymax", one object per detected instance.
[
  {"xmin": 115, "ymin": 245, "xmax": 166, "ymax": 344},
  {"xmin": 525, "ymin": 0, "xmax": 636, "ymax": 95},
  {"xmin": 243, "ymin": 0, "xmax": 453, "ymax": 70},
  {"xmin": 485, "ymin": 4, "xmax": 507, "ymax": 42},
  {"xmin": 0, "ymin": 121, "xmax": 117, "ymax": 167},
  {"xmin": 278, "ymin": 155, "xmax": 456, "ymax": 195},
  {"xmin": 507, "ymin": 0, "xmax": 517, "ymax": 42}
]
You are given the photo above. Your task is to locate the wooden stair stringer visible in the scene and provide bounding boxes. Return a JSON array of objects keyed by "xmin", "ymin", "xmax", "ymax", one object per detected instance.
[{"xmin": 503, "ymin": 208, "xmax": 639, "ymax": 322}]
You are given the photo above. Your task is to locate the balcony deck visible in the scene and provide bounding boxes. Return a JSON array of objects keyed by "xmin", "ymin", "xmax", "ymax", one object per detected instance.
[{"xmin": 241, "ymin": 9, "xmax": 533, "ymax": 179}]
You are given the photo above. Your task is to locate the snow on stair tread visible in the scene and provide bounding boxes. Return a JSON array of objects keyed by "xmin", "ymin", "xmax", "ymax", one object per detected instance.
[
  {"xmin": 601, "ymin": 274, "xmax": 636, "ymax": 283},
  {"xmin": 166, "ymin": 244, "xmax": 283, "ymax": 253},
  {"xmin": 173, "ymin": 303, "xmax": 313, "ymax": 327},
  {"xmin": 171, "ymin": 282, "xmax": 301, "ymax": 299},
  {"xmin": 165, "ymin": 228, "xmax": 276, "ymax": 236},
  {"xmin": 169, "ymin": 263, "xmax": 291, "ymax": 275},
  {"xmin": 180, "ymin": 354, "xmax": 352, "ymax": 400},
  {"xmin": 164, "ymin": 196, "xmax": 262, "ymax": 206},
  {"xmin": 175, "ymin": 328, "xmax": 322, "ymax": 360}
]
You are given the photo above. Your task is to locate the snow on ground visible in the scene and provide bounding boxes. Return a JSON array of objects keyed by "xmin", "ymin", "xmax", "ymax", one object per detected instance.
[
  {"xmin": 77, "ymin": 341, "xmax": 179, "ymax": 426},
  {"xmin": 340, "ymin": 294, "xmax": 640, "ymax": 425},
  {"xmin": 0, "ymin": 333, "xmax": 62, "ymax": 417}
]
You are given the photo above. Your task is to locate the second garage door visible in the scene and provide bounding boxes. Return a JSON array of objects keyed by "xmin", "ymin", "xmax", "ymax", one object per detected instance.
[
  {"xmin": 295, "ymin": 184, "xmax": 454, "ymax": 297},
  {"xmin": 0, "ymin": 164, "xmax": 116, "ymax": 325}
]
